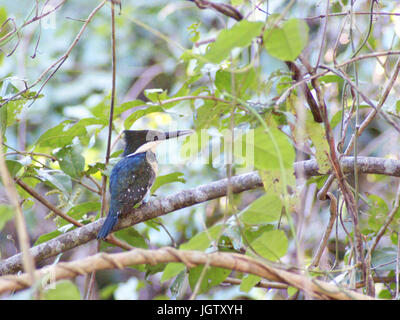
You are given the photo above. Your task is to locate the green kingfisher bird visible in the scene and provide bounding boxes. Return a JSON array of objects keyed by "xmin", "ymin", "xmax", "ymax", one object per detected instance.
[{"xmin": 97, "ymin": 129, "xmax": 193, "ymax": 240}]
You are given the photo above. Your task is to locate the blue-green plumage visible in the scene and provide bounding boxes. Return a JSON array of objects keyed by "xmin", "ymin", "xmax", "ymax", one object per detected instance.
[
  {"xmin": 97, "ymin": 152, "xmax": 156, "ymax": 239},
  {"xmin": 97, "ymin": 129, "xmax": 192, "ymax": 240}
]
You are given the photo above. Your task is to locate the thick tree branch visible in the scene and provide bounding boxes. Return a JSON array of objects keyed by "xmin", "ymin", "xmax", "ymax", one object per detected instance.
[
  {"xmin": 0, "ymin": 247, "xmax": 374, "ymax": 300},
  {"xmin": 1, "ymin": 156, "xmax": 400, "ymax": 275}
]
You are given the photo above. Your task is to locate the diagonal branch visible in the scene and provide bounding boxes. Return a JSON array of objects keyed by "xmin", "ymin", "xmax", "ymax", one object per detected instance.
[{"xmin": 2, "ymin": 156, "xmax": 400, "ymax": 275}]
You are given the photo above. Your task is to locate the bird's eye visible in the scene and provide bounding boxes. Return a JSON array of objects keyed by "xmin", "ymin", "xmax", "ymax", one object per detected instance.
[{"xmin": 154, "ymin": 136, "xmax": 159, "ymax": 141}]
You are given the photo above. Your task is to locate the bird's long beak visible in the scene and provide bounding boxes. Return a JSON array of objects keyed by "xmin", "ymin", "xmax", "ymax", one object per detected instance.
[{"xmin": 164, "ymin": 130, "xmax": 194, "ymax": 140}]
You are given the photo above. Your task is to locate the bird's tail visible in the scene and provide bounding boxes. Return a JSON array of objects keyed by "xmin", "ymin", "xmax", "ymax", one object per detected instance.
[{"xmin": 97, "ymin": 211, "xmax": 118, "ymax": 240}]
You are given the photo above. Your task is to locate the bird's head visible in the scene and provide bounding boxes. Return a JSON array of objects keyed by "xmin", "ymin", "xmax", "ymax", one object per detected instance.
[{"xmin": 122, "ymin": 129, "xmax": 193, "ymax": 156}]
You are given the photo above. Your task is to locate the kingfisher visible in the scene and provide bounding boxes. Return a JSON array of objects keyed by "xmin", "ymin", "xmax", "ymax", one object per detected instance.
[{"xmin": 97, "ymin": 129, "xmax": 193, "ymax": 240}]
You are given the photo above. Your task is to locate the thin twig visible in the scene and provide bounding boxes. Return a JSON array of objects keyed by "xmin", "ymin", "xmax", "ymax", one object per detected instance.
[
  {"xmin": 310, "ymin": 193, "xmax": 337, "ymax": 268},
  {"xmin": 0, "ymin": 135, "xmax": 36, "ymax": 286},
  {"xmin": 0, "ymin": 0, "xmax": 106, "ymax": 107},
  {"xmin": 223, "ymin": 277, "xmax": 288, "ymax": 290},
  {"xmin": 314, "ymin": 0, "xmax": 330, "ymax": 70}
]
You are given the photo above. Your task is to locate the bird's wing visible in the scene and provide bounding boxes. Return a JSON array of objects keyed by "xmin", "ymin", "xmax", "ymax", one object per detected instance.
[{"xmin": 109, "ymin": 153, "xmax": 154, "ymax": 212}]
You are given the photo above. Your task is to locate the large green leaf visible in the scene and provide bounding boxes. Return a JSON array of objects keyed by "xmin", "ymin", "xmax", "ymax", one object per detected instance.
[
  {"xmin": 247, "ymin": 229, "xmax": 288, "ymax": 261},
  {"xmin": 215, "ymin": 68, "xmax": 257, "ymax": 97},
  {"xmin": 188, "ymin": 265, "xmax": 230, "ymax": 294},
  {"xmin": 195, "ymin": 101, "xmax": 231, "ymax": 129},
  {"xmin": 58, "ymin": 201, "xmax": 101, "ymax": 227},
  {"xmin": 241, "ymin": 126, "xmax": 295, "ymax": 171},
  {"xmin": 367, "ymin": 194, "xmax": 389, "ymax": 233},
  {"xmin": 0, "ymin": 205, "xmax": 14, "ymax": 231},
  {"xmin": 180, "ymin": 224, "xmax": 223, "ymax": 251},
  {"xmin": 5, "ymin": 159, "xmax": 23, "ymax": 177},
  {"xmin": 151, "ymin": 172, "xmax": 185, "ymax": 193},
  {"xmin": 44, "ymin": 280, "xmax": 81, "ymax": 300},
  {"xmin": 34, "ymin": 230, "xmax": 63, "ymax": 245},
  {"xmin": 264, "ymin": 19, "xmax": 309, "ymax": 61},
  {"xmin": 35, "ymin": 169, "xmax": 72, "ymax": 194},
  {"xmin": 0, "ymin": 103, "xmax": 6, "ymax": 137},
  {"xmin": 240, "ymin": 274, "xmax": 261, "ymax": 293},
  {"xmin": 205, "ymin": 20, "xmax": 264, "ymax": 63},
  {"xmin": 240, "ymin": 194, "xmax": 282, "ymax": 224},
  {"xmin": 55, "ymin": 146, "xmax": 85, "ymax": 179},
  {"xmin": 36, "ymin": 118, "xmax": 106, "ymax": 149},
  {"xmin": 124, "ymin": 105, "xmax": 164, "ymax": 129},
  {"xmin": 305, "ymin": 116, "xmax": 330, "ymax": 172},
  {"xmin": 114, "ymin": 227, "xmax": 148, "ymax": 249}
]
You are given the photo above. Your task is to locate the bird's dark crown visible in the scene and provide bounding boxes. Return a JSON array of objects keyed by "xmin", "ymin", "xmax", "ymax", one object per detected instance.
[{"xmin": 122, "ymin": 129, "xmax": 193, "ymax": 156}]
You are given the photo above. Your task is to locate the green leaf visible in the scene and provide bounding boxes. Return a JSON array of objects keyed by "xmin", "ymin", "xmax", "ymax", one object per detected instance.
[
  {"xmin": 34, "ymin": 230, "xmax": 62, "ymax": 245},
  {"xmin": 145, "ymin": 263, "xmax": 167, "ymax": 277},
  {"xmin": 0, "ymin": 205, "xmax": 14, "ymax": 231},
  {"xmin": 44, "ymin": 280, "xmax": 81, "ymax": 300},
  {"xmin": 180, "ymin": 224, "xmax": 223, "ymax": 251},
  {"xmin": 241, "ymin": 194, "xmax": 282, "ymax": 224},
  {"xmin": 243, "ymin": 225, "xmax": 274, "ymax": 244},
  {"xmin": 247, "ymin": 229, "xmax": 288, "ymax": 261},
  {"xmin": 264, "ymin": 19, "xmax": 309, "ymax": 61},
  {"xmin": 161, "ymin": 263, "xmax": 186, "ymax": 283},
  {"xmin": 259, "ymin": 169, "xmax": 295, "ymax": 197},
  {"xmin": 170, "ymin": 271, "xmax": 186, "ymax": 299},
  {"xmin": 124, "ymin": 105, "xmax": 164, "ymax": 130},
  {"xmin": 144, "ymin": 88, "xmax": 167, "ymax": 102},
  {"xmin": 195, "ymin": 101, "xmax": 230, "ymax": 129},
  {"xmin": 188, "ymin": 22, "xmax": 200, "ymax": 43},
  {"xmin": 287, "ymin": 286, "xmax": 298, "ymax": 297},
  {"xmin": 100, "ymin": 284, "xmax": 118, "ymax": 300},
  {"xmin": 85, "ymin": 162, "xmax": 106, "ymax": 176},
  {"xmin": 240, "ymin": 274, "xmax": 261, "ymax": 292},
  {"xmin": 36, "ymin": 118, "xmax": 106, "ymax": 149},
  {"xmin": 58, "ymin": 201, "xmax": 100, "ymax": 227},
  {"xmin": 6, "ymin": 100, "xmax": 24, "ymax": 127},
  {"xmin": 5, "ymin": 159, "xmax": 23, "ymax": 177},
  {"xmin": 35, "ymin": 169, "xmax": 72, "ymax": 194},
  {"xmin": 378, "ymin": 289, "xmax": 392, "ymax": 299},
  {"xmin": 243, "ymin": 126, "xmax": 295, "ymax": 170},
  {"xmin": 114, "ymin": 99, "xmax": 145, "ymax": 118},
  {"xmin": 305, "ymin": 116, "xmax": 330, "ymax": 172},
  {"xmin": 330, "ymin": 106, "xmax": 368, "ymax": 130},
  {"xmin": 114, "ymin": 228, "xmax": 148, "ymax": 249},
  {"xmin": 205, "ymin": 21, "xmax": 264, "ymax": 63},
  {"xmin": 0, "ymin": 104, "xmax": 7, "ymax": 137},
  {"xmin": 36, "ymin": 120, "xmax": 78, "ymax": 148},
  {"xmin": 371, "ymin": 248, "xmax": 397, "ymax": 272},
  {"xmin": 367, "ymin": 194, "xmax": 389, "ymax": 233},
  {"xmin": 215, "ymin": 68, "xmax": 257, "ymax": 97},
  {"xmin": 188, "ymin": 265, "xmax": 230, "ymax": 294},
  {"xmin": 55, "ymin": 146, "xmax": 85, "ymax": 179},
  {"xmin": 151, "ymin": 172, "xmax": 186, "ymax": 193}
]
